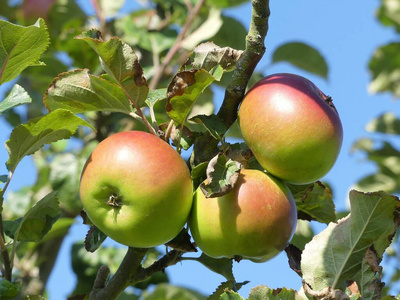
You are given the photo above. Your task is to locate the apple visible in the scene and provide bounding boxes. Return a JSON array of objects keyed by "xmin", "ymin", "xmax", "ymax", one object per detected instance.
[
  {"xmin": 189, "ymin": 169, "xmax": 297, "ymax": 262},
  {"xmin": 238, "ymin": 73, "xmax": 343, "ymax": 184},
  {"xmin": 79, "ymin": 131, "xmax": 193, "ymax": 248}
]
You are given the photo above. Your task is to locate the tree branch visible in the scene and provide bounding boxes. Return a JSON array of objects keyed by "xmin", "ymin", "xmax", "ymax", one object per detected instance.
[
  {"xmin": 91, "ymin": 247, "xmax": 147, "ymax": 300},
  {"xmin": 217, "ymin": 0, "xmax": 270, "ymax": 128},
  {"xmin": 192, "ymin": 0, "xmax": 271, "ymax": 165}
]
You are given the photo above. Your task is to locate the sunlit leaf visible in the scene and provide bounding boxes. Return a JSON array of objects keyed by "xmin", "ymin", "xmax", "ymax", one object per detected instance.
[
  {"xmin": 166, "ymin": 70, "xmax": 215, "ymax": 124},
  {"xmin": 181, "ymin": 8, "xmax": 223, "ymax": 50},
  {"xmin": 301, "ymin": 190, "xmax": 400, "ymax": 292},
  {"xmin": 4, "ymin": 192, "xmax": 60, "ymax": 242},
  {"xmin": 142, "ymin": 283, "xmax": 207, "ymax": 300},
  {"xmin": 369, "ymin": 43, "xmax": 400, "ymax": 97},
  {"xmin": 44, "ymin": 69, "xmax": 134, "ymax": 113},
  {"xmin": 366, "ymin": 112, "xmax": 400, "ymax": 135},
  {"xmin": 377, "ymin": 0, "xmax": 400, "ymax": 32},
  {"xmin": 76, "ymin": 30, "xmax": 149, "ymax": 107},
  {"xmin": 272, "ymin": 42, "xmax": 328, "ymax": 79},
  {"xmin": 0, "ymin": 85, "xmax": 32, "ymax": 115},
  {"xmin": 0, "ymin": 18, "xmax": 49, "ymax": 84},
  {"xmin": 247, "ymin": 285, "xmax": 299, "ymax": 299},
  {"xmin": 5, "ymin": 109, "xmax": 93, "ymax": 172},
  {"xmin": 146, "ymin": 88, "xmax": 167, "ymax": 108}
]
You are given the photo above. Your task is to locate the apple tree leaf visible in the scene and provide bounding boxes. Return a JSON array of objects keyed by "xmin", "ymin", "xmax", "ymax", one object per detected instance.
[
  {"xmin": 5, "ymin": 108, "xmax": 94, "ymax": 172},
  {"xmin": 166, "ymin": 69, "xmax": 215, "ymax": 125},
  {"xmin": 191, "ymin": 161, "xmax": 208, "ymax": 190},
  {"xmin": 301, "ymin": 190, "xmax": 400, "ymax": 292},
  {"xmin": 353, "ymin": 247, "xmax": 385, "ymax": 300},
  {"xmin": 85, "ymin": 226, "xmax": 107, "ymax": 253},
  {"xmin": 0, "ymin": 18, "xmax": 49, "ymax": 84},
  {"xmin": 368, "ymin": 43, "xmax": 400, "ymax": 97},
  {"xmin": 189, "ymin": 114, "xmax": 227, "ymax": 142},
  {"xmin": 365, "ymin": 112, "xmax": 400, "ymax": 135},
  {"xmin": 44, "ymin": 69, "xmax": 134, "ymax": 114},
  {"xmin": 3, "ymin": 192, "xmax": 60, "ymax": 242},
  {"xmin": 200, "ymin": 153, "xmax": 241, "ymax": 198},
  {"xmin": 288, "ymin": 181, "xmax": 336, "ymax": 224},
  {"xmin": 145, "ymin": 88, "xmax": 167, "ymax": 108},
  {"xmin": 220, "ymin": 290, "xmax": 243, "ymax": 300},
  {"xmin": 208, "ymin": 281, "xmax": 249, "ymax": 300},
  {"xmin": 0, "ymin": 84, "xmax": 32, "ymax": 115},
  {"xmin": 272, "ymin": 42, "xmax": 328, "ymax": 79},
  {"xmin": 377, "ymin": 0, "xmax": 400, "ymax": 33},
  {"xmin": 142, "ymin": 283, "xmax": 207, "ymax": 300},
  {"xmin": 183, "ymin": 253, "xmax": 235, "ymax": 282},
  {"xmin": 0, "ymin": 279, "xmax": 21, "ymax": 299},
  {"xmin": 164, "ymin": 228, "xmax": 197, "ymax": 252},
  {"xmin": 181, "ymin": 8, "xmax": 223, "ymax": 51},
  {"xmin": 247, "ymin": 285, "xmax": 299, "ymax": 299},
  {"xmin": 75, "ymin": 29, "xmax": 148, "ymax": 107},
  {"xmin": 183, "ymin": 42, "xmax": 243, "ymax": 76}
]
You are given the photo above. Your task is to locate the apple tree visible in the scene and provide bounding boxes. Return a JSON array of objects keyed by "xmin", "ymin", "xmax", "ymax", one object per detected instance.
[{"xmin": 0, "ymin": 0, "xmax": 399, "ymax": 299}]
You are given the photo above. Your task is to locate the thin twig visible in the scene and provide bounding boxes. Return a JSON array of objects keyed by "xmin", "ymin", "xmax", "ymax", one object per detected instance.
[
  {"xmin": 149, "ymin": 0, "xmax": 206, "ymax": 90},
  {"xmin": 0, "ymin": 234, "xmax": 12, "ymax": 281}
]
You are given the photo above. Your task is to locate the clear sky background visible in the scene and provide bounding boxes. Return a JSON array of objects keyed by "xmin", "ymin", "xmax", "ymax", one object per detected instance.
[{"xmin": 1, "ymin": 0, "xmax": 399, "ymax": 298}]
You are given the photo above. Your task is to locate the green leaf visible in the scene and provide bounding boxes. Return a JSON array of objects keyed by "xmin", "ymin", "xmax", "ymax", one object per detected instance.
[
  {"xmin": 288, "ymin": 181, "xmax": 336, "ymax": 224},
  {"xmin": 5, "ymin": 109, "xmax": 93, "ymax": 172},
  {"xmin": 0, "ymin": 18, "xmax": 49, "ymax": 84},
  {"xmin": 208, "ymin": 0, "xmax": 249, "ymax": 8},
  {"xmin": 41, "ymin": 217, "xmax": 75, "ymax": 242},
  {"xmin": 183, "ymin": 253, "xmax": 235, "ymax": 281},
  {"xmin": 272, "ymin": 42, "xmax": 328, "ymax": 79},
  {"xmin": 301, "ymin": 190, "xmax": 400, "ymax": 292},
  {"xmin": 84, "ymin": 226, "xmax": 107, "ymax": 253},
  {"xmin": 0, "ymin": 84, "xmax": 32, "ymax": 115},
  {"xmin": 377, "ymin": 0, "xmax": 400, "ymax": 32},
  {"xmin": 212, "ymin": 16, "xmax": 247, "ymax": 50},
  {"xmin": 5, "ymin": 192, "xmax": 60, "ymax": 242},
  {"xmin": 220, "ymin": 290, "xmax": 243, "ymax": 300},
  {"xmin": 166, "ymin": 70, "xmax": 215, "ymax": 124},
  {"xmin": 146, "ymin": 88, "xmax": 168, "ymax": 108},
  {"xmin": 190, "ymin": 114, "xmax": 227, "ymax": 141},
  {"xmin": 142, "ymin": 283, "xmax": 207, "ymax": 300},
  {"xmin": 200, "ymin": 153, "xmax": 242, "ymax": 198},
  {"xmin": 181, "ymin": 8, "xmax": 223, "ymax": 50},
  {"xmin": 368, "ymin": 43, "xmax": 400, "ymax": 97},
  {"xmin": 0, "ymin": 279, "xmax": 21, "ymax": 300},
  {"xmin": 44, "ymin": 69, "xmax": 134, "ymax": 114},
  {"xmin": 0, "ymin": 175, "xmax": 7, "ymax": 184},
  {"xmin": 247, "ymin": 285, "xmax": 298, "ymax": 299},
  {"xmin": 71, "ymin": 243, "xmax": 127, "ymax": 295},
  {"xmin": 365, "ymin": 113, "xmax": 400, "ymax": 135},
  {"xmin": 208, "ymin": 281, "xmax": 249, "ymax": 300},
  {"xmin": 352, "ymin": 139, "xmax": 400, "ymax": 194},
  {"xmin": 76, "ymin": 30, "xmax": 149, "ymax": 107},
  {"xmin": 97, "ymin": 0, "xmax": 125, "ymax": 18},
  {"xmin": 191, "ymin": 161, "xmax": 208, "ymax": 189},
  {"xmin": 290, "ymin": 219, "xmax": 315, "ymax": 251}
]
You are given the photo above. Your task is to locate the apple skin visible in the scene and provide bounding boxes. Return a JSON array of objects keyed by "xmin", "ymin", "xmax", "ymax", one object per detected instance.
[
  {"xmin": 238, "ymin": 73, "xmax": 343, "ymax": 184},
  {"xmin": 79, "ymin": 131, "xmax": 193, "ymax": 248},
  {"xmin": 189, "ymin": 169, "xmax": 297, "ymax": 263}
]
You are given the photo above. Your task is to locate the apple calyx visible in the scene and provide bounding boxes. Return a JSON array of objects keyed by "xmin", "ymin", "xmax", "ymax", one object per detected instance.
[{"xmin": 107, "ymin": 193, "xmax": 122, "ymax": 207}]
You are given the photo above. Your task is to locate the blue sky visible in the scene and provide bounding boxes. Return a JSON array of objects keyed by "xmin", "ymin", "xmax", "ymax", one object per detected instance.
[{"xmin": 1, "ymin": 0, "xmax": 399, "ymax": 298}]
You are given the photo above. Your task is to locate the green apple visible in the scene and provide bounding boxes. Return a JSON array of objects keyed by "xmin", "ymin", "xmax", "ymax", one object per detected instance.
[
  {"xmin": 189, "ymin": 169, "xmax": 297, "ymax": 262},
  {"xmin": 79, "ymin": 131, "xmax": 193, "ymax": 248},
  {"xmin": 238, "ymin": 73, "xmax": 343, "ymax": 184}
]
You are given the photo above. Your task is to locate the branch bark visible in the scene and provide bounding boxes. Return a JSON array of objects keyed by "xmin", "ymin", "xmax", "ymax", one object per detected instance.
[{"xmin": 192, "ymin": 0, "xmax": 271, "ymax": 165}]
